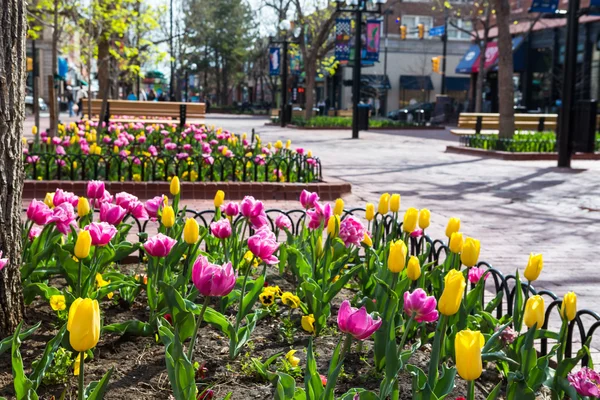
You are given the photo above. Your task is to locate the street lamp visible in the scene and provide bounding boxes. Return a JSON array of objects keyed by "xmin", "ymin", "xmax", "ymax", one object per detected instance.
[
  {"xmin": 184, "ymin": 62, "xmax": 197, "ymax": 102},
  {"xmin": 334, "ymin": 0, "xmax": 385, "ymax": 139}
]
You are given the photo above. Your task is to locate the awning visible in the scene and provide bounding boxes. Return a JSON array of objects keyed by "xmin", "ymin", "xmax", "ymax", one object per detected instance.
[
  {"xmin": 343, "ymin": 74, "xmax": 391, "ymax": 90},
  {"xmin": 399, "ymin": 75, "xmax": 434, "ymax": 91},
  {"xmin": 456, "ymin": 36, "xmax": 525, "ymax": 74},
  {"xmin": 446, "ymin": 77, "xmax": 470, "ymax": 92}
]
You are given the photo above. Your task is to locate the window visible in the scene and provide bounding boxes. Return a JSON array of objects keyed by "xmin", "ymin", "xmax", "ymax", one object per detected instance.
[
  {"xmin": 401, "ymin": 15, "xmax": 433, "ymax": 39},
  {"xmin": 447, "ymin": 19, "xmax": 473, "ymax": 41}
]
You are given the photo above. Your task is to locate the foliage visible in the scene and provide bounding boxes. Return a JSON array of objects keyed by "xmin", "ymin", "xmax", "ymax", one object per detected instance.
[
  {"xmin": 464, "ymin": 132, "xmax": 600, "ymax": 153},
  {"xmin": 290, "ymin": 116, "xmax": 417, "ymax": 129}
]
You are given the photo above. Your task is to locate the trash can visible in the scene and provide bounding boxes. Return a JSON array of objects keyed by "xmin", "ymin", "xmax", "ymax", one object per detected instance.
[
  {"xmin": 283, "ymin": 105, "xmax": 293, "ymax": 124},
  {"xmin": 573, "ymin": 100, "xmax": 597, "ymax": 153},
  {"xmin": 318, "ymin": 105, "xmax": 325, "ymax": 116},
  {"xmin": 357, "ymin": 104, "xmax": 370, "ymax": 131}
]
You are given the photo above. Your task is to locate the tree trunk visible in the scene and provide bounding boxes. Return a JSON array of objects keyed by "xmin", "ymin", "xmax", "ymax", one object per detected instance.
[
  {"xmin": 97, "ymin": 35, "xmax": 111, "ymax": 101},
  {"xmin": 475, "ymin": 42, "xmax": 486, "ymax": 113},
  {"xmin": 304, "ymin": 60, "xmax": 315, "ymax": 119},
  {"xmin": 50, "ymin": 0, "xmax": 59, "ymax": 136},
  {"xmin": 494, "ymin": 0, "xmax": 515, "ymax": 138},
  {"xmin": 0, "ymin": 0, "xmax": 26, "ymax": 336}
]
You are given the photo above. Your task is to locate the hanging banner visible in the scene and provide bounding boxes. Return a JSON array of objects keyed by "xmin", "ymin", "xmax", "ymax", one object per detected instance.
[
  {"xmin": 269, "ymin": 47, "xmax": 280, "ymax": 76},
  {"xmin": 335, "ymin": 18, "xmax": 351, "ymax": 63},
  {"xmin": 290, "ymin": 52, "xmax": 302, "ymax": 76},
  {"xmin": 365, "ymin": 20, "xmax": 381, "ymax": 62},
  {"xmin": 529, "ymin": 0, "xmax": 558, "ymax": 13}
]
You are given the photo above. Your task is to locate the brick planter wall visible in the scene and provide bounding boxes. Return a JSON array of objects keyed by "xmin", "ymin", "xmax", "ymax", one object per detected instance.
[{"xmin": 446, "ymin": 145, "xmax": 600, "ymax": 161}]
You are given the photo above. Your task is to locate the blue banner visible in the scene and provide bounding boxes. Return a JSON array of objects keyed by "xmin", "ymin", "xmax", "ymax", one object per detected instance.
[
  {"xmin": 429, "ymin": 26, "xmax": 445, "ymax": 37},
  {"xmin": 529, "ymin": 0, "xmax": 558, "ymax": 13},
  {"xmin": 335, "ymin": 18, "xmax": 351, "ymax": 62},
  {"xmin": 269, "ymin": 47, "xmax": 280, "ymax": 76}
]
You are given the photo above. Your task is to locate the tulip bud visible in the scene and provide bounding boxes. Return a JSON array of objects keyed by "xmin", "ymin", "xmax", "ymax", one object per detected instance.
[
  {"xmin": 378, "ymin": 193, "xmax": 390, "ymax": 215},
  {"xmin": 67, "ymin": 298, "xmax": 100, "ymax": 352},
  {"xmin": 445, "ymin": 217, "xmax": 460, "ymax": 238},
  {"xmin": 561, "ymin": 291, "xmax": 577, "ymax": 321},
  {"xmin": 524, "ymin": 295, "xmax": 545, "ymax": 329},
  {"xmin": 524, "ymin": 253, "xmax": 543, "ymax": 282},
  {"xmin": 388, "ymin": 240, "xmax": 408, "ymax": 273},
  {"xmin": 161, "ymin": 205, "xmax": 175, "ymax": 228},
  {"xmin": 170, "ymin": 176, "xmax": 180, "ymax": 196},
  {"xmin": 390, "ymin": 194, "xmax": 401, "ymax": 213},
  {"xmin": 32, "ymin": 126, "xmax": 38, "ymax": 135},
  {"xmin": 183, "ymin": 218, "xmax": 200, "ymax": 244},
  {"xmin": 461, "ymin": 237, "xmax": 481, "ymax": 267},
  {"xmin": 327, "ymin": 215, "xmax": 340, "ymax": 237},
  {"xmin": 74, "ymin": 230, "xmax": 92, "ymax": 259},
  {"xmin": 449, "ymin": 232, "xmax": 463, "ymax": 254},
  {"xmin": 402, "ymin": 207, "xmax": 418, "ymax": 233},
  {"xmin": 362, "ymin": 233, "xmax": 373, "ymax": 247},
  {"xmin": 418, "ymin": 208, "xmax": 430, "ymax": 230},
  {"xmin": 77, "ymin": 197, "xmax": 91, "ymax": 218},
  {"xmin": 407, "ymin": 256, "xmax": 421, "ymax": 281},
  {"xmin": 455, "ymin": 329, "xmax": 485, "ymax": 381},
  {"xmin": 334, "ymin": 198, "xmax": 344, "ymax": 216},
  {"xmin": 316, "ymin": 235, "xmax": 323, "ymax": 257},
  {"xmin": 365, "ymin": 203, "xmax": 375, "ymax": 221},
  {"xmin": 438, "ymin": 270, "xmax": 466, "ymax": 316},
  {"xmin": 214, "ymin": 190, "xmax": 225, "ymax": 208}
]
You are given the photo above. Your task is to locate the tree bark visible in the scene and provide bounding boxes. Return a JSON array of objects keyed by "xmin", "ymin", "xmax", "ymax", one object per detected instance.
[
  {"xmin": 304, "ymin": 60, "xmax": 315, "ymax": 119},
  {"xmin": 475, "ymin": 42, "xmax": 486, "ymax": 113},
  {"xmin": 494, "ymin": 0, "xmax": 515, "ymax": 138},
  {"xmin": 97, "ymin": 38, "xmax": 111, "ymax": 100},
  {"xmin": 0, "ymin": 0, "xmax": 26, "ymax": 336}
]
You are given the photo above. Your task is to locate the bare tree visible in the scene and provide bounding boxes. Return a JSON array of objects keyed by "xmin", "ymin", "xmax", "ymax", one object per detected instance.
[{"xmin": 494, "ymin": 0, "xmax": 514, "ymax": 138}]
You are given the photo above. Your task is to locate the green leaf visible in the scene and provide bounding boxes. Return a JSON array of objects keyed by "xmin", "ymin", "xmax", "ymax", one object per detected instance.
[
  {"xmin": 304, "ymin": 338, "xmax": 324, "ymax": 399},
  {"xmin": 0, "ymin": 321, "xmax": 41, "ymax": 355},
  {"xmin": 11, "ymin": 323, "xmax": 39, "ymax": 400},
  {"xmin": 269, "ymin": 371, "xmax": 296, "ymax": 400},
  {"xmin": 323, "ymin": 265, "xmax": 361, "ymax": 303},
  {"xmin": 102, "ymin": 320, "xmax": 154, "ymax": 336},
  {"xmin": 482, "ymin": 322, "xmax": 512, "ymax": 354},
  {"xmin": 512, "ymin": 271, "xmax": 524, "ymax": 332},
  {"xmin": 85, "ymin": 367, "xmax": 114, "ymax": 400},
  {"xmin": 285, "ymin": 246, "xmax": 312, "ymax": 280},
  {"xmin": 30, "ymin": 324, "xmax": 67, "ymax": 389},
  {"xmin": 161, "ymin": 283, "xmax": 197, "ymax": 341},
  {"xmin": 484, "ymin": 292, "xmax": 503, "ymax": 313},
  {"xmin": 158, "ymin": 321, "xmax": 197, "ymax": 400},
  {"xmin": 240, "ymin": 275, "xmax": 265, "ymax": 319},
  {"xmin": 23, "ymin": 283, "xmax": 62, "ymax": 304},
  {"xmin": 202, "ymin": 307, "xmax": 234, "ymax": 338},
  {"xmin": 433, "ymin": 364, "xmax": 456, "ymax": 399},
  {"xmin": 107, "ymin": 241, "xmax": 137, "ymax": 263},
  {"xmin": 486, "ymin": 382, "xmax": 503, "ymax": 400}
]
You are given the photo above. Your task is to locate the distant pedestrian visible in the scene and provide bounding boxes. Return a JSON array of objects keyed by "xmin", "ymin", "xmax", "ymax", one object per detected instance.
[
  {"xmin": 127, "ymin": 92, "xmax": 137, "ymax": 101},
  {"xmin": 148, "ymin": 89, "xmax": 156, "ymax": 101},
  {"xmin": 66, "ymin": 87, "xmax": 74, "ymax": 117}
]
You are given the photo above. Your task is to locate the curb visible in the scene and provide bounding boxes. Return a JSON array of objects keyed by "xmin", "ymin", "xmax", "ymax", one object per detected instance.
[{"xmin": 445, "ymin": 145, "xmax": 600, "ymax": 161}]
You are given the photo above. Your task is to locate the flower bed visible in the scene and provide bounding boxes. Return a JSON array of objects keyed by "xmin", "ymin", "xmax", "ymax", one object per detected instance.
[
  {"xmin": 24, "ymin": 122, "xmax": 320, "ymax": 182},
  {"xmin": 288, "ymin": 116, "xmax": 424, "ymax": 129},
  {"xmin": 1, "ymin": 182, "xmax": 598, "ymax": 399},
  {"xmin": 460, "ymin": 132, "xmax": 600, "ymax": 153}
]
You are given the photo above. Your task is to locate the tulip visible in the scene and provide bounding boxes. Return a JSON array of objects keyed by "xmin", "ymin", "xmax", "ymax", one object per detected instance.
[
  {"xmin": 221, "ymin": 202, "xmax": 240, "ymax": 217},
  {"xmin": 29, "ymin": 226, "xmax": 42, "ymax": 241},
  {"xmin": 438, "ymin": 270, "xmax": 466, "ymax": 316},
  {"xmin": 339, "ymin": 216, "xmax": 366, "ymax": 248},
  {"xmin": 378, "ymin": 193, "xmax": 390, "ymax": 215},
  {"xmin": 524, "ymin": 253, "xmax": 543, "ymax": 282},
  {"xmin": 445, "ymin": 217, "xmax": 460, "ymax": 238},
  {"xmin": 275, "ymin": 214, "xmax": 292, "ymax": 231},
  {"xmin": 523, "ymin": 295, "xmax": 545, "ymax": 329},
  {"xmin": 402, "ymin": 207, "xmax": 418, "ymax": 233},
  {"xmin": 77, "ymin": 197, "xmax": 90, "ymax": 218},
  {"xmin": 299, "ymin": 190, "xmax": 319, "ymax": 209},
  {"xmin": 561, "ymin": 291, "xmax": 577, "ymax": 321},
  {"xmin": 418, "ymin": 208, "xmax": 430, "ymax": 230},
  {"xmin": 0, "ymin": 252, "xmax": 7, "ymax": 271},
  {"xmin": 44, "ymin": 192, "xmax": 55, "ymax": 208},
  {"xmin": 455, "ymin": 329, "xmax": 485, "ymax": 381},
  {"xmin": 285, "ymin": 350, "xmax": 300, "ymax": 367},
  {"xmin": 365, "ymin": 203, "xmax": 375, "ymax": 221},
  {"xmin": 214, "ymin": 190, "xmax": 225, "ymax": 208},
  {"xmin": 302, "ymin": 314, "xmax": 316, "ymax": 334},
  {"xmin": 54, "ymin": 189, "xmax": 79, "ymax": 207},
  {"xmin": 337, "ymin": 300, "xmax": 382, "ymax": 340},
  {"xmin": 210, "ymin": 218, "xmax": 232, "ymax": 239},
  {"xmin": 161, "ymin": 205, "xmax": 175, "ymax": 228},
  {"xmin": 248, "ymin": 228, "xmax": 279, "ymax": 264},
  {"xmin": 170, "ymin": 176, "xmax": 180, "ymax": 195},
  {"xmin": 86, "ymin": 180, "xmax": 105, "ymax": 199},
  {"xmin": 404, "ymin": 289, "xmax": 438, "ymax": 323},
  {"xmin": 99, "ymin": 203, "xmax": 127, "ymax": 225},
  {"xmin": 191, "ymin": 255, "xmax": 237, "ymax": 297},
  {"xmin": 67, "ymin": 298, "xmax": 100, "ymax": 352},
  {"xmin": 74, "ymin": 230, "xmax": 92, "ymax": 259},
  {"xmin": 334, "ymin": 198, "xmax": 344, "ymax": 216},
  {"xmin": 390, "ymin": 194, "xmax": 401, "ymax": 213},
  {"xmin": 327, "ymin": 215, "xmax": 340, "ymax": 237},
  {"xmin": 388, "ymin": 240, "xmax": 408, "ymax": 273},
  {"xmin": 362, "ymin": 232, "xmax": 373, "ymax": 247},
  {"xmin": 461, "ymin": 237, "xmax": 480, "ymax": 267},
  {"xmin": 568, "ymin": 367, "xmax": 600, "ymax": 398},
  {"xmin": 26, "ymin": 199, "xmax": 53, "ymax": 225},
  {"xmin": 306, "ymin": 202, "xmax": 333, "ymax": 230},
  {"xmin": 449, "ymin": 232, "xmax": 463, "ymax": 254},
  {"xmin": 468, "ymin": 266, "xmax": 487, "ymax": 284},
  {"xmin": 143, "ymin": 233, "xmax": 177, "ymax": 258},
  {"xmin": 316, "ymin": 235, "xmax": 323, "ymax": 257},
  {"xmin": 407, "ymin": 256, "xmax": 421, "ymax": 281},
  {"xmin": 183, "ymin": 218, "xmax": 200, "ymax": 244},
  {"xmin": 145, "ymin": 195, "xmax": 164, "ymax": 218},
  {"xmin": 84, "ymin": 222, "xmax": 117, "ymax": 246},
  {"xmin": 240, "ymin": 196, "xmax": 268, "ymax": 229},
  {"xmin": 49, "ymin": 203, "xmax": 77, "ymax": 234}
]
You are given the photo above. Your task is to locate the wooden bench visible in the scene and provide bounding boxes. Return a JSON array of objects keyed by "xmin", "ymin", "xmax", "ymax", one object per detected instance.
[
  {"xmin": 83, "ymin": 99, "xmax": 205, "ymax": 126},
  {"xmin": 450, "ymin": 113, "xmax": 560, "ymax": 135},
  {"xmin": 337, "ymin": 109, "xmax": 353, "ymax": 118}
]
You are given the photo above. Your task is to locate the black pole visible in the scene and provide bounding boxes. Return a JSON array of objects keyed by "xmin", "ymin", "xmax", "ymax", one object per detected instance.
[
  {"xmin": 441, "ymin": 12, "xmax": 448, "ymax": 95},
  {"xmin": 32, "ymin": 39, "xmax": 40, "ymax": 135},
  {"xmin": 558, "ymin": 0, "xmax": 580, "ymax": 168},
  {"xmin": 185, "ymin": 70, "xmax": 188, "ymax": 102},
  {"xmin": 352, "ymin": 8, "xmax": 362, "ymax": 139},
  {"xmin": 169, "ymin": 0, "xmax": 174, "ymax": 100},
  {"xmin": 280, "ymin": 40, "xmax": 288, "ymax": 128}
]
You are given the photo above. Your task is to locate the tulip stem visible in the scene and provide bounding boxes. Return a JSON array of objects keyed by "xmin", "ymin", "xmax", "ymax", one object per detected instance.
[
  {"xmin": 77, "ymin": 259, "xmax": 83, "ymax": 297},
  {"xmin": 398, "ymin": 316, "xmax": 415, "ymax": 353},
  {"xmin": 467, "ymin": 380, "xmax": 475, "ymax": 400},
  {"xmin": 427, "ymin": 314, "xmax": 447, "ymax": 391},
  {"xmin": 188, "ymin": 296, "xmax": 210, "ymax": 361},
  {"xmin": 235, "ymin": 256, "xmax": 255, "ymax": 331},
  {"xmin": 78, "ymin": 351, "xmax": 85, "ymax": 400}
]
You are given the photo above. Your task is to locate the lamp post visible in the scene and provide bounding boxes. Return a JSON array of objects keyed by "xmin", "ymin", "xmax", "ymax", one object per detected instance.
[
  {"xmin": 334, "ymin": 0, "xmax": 385, "ymax": 139},
  {"xmin": 184, "ymin": 62, "xmax": 197, "ymax": 102}
]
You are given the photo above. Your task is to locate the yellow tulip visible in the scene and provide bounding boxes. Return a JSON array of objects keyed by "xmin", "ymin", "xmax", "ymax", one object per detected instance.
[
  {"xmin": 455, "ymin": 329, "xmax": 485, "ymax": 381},
  {"xmin": 286, "ymin": 349, "xmax": 300, "ymax": 367},
  {"xmin": 170, "ymin": 176, "xmax": 180, "ymax": 196},
  {"xmin": 449, "ymin": 232, "xmax": 464, "ymax": 254},
  {"xmin": 285, "ymin": 139, "xmax": 291, "ymax": 149},
  {"xmin": 403, "ymin": 207, "xmax": 419, "ymax": 233},
  {"xmin": 419, "ymin": 208, "xmax": 431, "ymax": 230},
  {"xmin": 44, "ymin": 192, "xmax": 55, "ymax": 208},
  {"xmin": 524, "ymin": 295, "xmax": 545, "ymax": 329},
  {"xmin": 214, "ymin": 190, "xmax": 225, "ymax": 208},
  {"xmin": 407, "ymin": 256, "xmax": 421, "ymax": 281},
  {"xmin": 50, "ymin": 295, "xmax": 66, "ymax": 311},
  {"xmin": 307, "ymin": 150, "xmax": 312, "ymax": 158},
  {"xmin": 390, "ymin": 194, "xmax": 401, "ymax": 213},
  {"xmin": 183, "ymin": 218, "xmax": 200, "ymax": 244},
  {"xmin": 74, "ymin": 230, "xmax": 92, "ymax": 259},
  {"xmin": 301, "ymin": 314, "xmax": 316, "ymax": 334},
  {"xmin": 388, "ymin": 240, "xmax": 408, "ymax": 273},
  {"xmin": 362, "ymin": 233, "xmax": 373, "ymax": 247},
  {"xmin": 445, "ymin": 217, "xmax": 460, "ymax": 238},
  {"xmin": 73, "ymin": 352, "xmax": 87, "ymax": 376},
  {"xmin": 327, "ymin": 215, "xmax": 340, "ymax": 237},
  {"xmin": 334, "ymin": 198, "xmax": 344, "ymax": 216},
  {"xmin": 274, "ymin": 140, "xmax": 283, "ymax": 149},
  {"xmin": 378, "ymin": 193, "xmax": 390, "ymax": 215},
  {"xmin": 316, "ymin": 236, "xmax": 323, "ymax": 257},
  {"xmin": 524, "ymin": 253, "xmax": 543, "ymax": 282},
  {"xmin": 461, "ymin": 237, "xmax": 480, "ymax": 267},
  {"xmin": 77, "ymin": 197, "xmax": 90, "ymax": 217},
  {"xmin": 365, "ymin": 203, "xmax": 375, "ymax": 221},
  {"xmin": 161, "ymin": 206, "xmax": 175, "ymax": 228},
  {"xmin": 32, "ymin": 126, "xmax": 38, "ymax": 135},
  {"xmin": 67, "ymin": 298, "xmax": 100, "ymax": 352},
  {"xmin": 561, "ymin": 292, "xmax": 577, "ymax": 321},
  {"xmin": 438, "ymin": 270, "xmax": 466, "ymax": 316}
]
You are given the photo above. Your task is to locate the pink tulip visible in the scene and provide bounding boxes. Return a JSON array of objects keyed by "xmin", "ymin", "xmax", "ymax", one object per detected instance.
[
  {"xmin": 299, "ymin": 190, "xmax": 319, "ymax": 209},
  {"xmin": 99, "ymin": 203, "xmax": 127, "ymax": 225},
  {"xmin": 26, "ymin": 199, "xmax": 53, "ymax": 225},
  {"xmin": 49, "ymin": 203, "xmax": 77, "ymax": 234},
  {"xmin": 55, "ymin": 145, "xmax": 66, "ymax": 155},
  {"xmin": 568, "ymin": 367, "xmax": 600, "ymax": 397},
  {"xmin": 129, "ymin": 201, "xmax": 149, "ymax": 220},
  {"xmin": 145, "ymin": 195, "xmax": 164, "ymax": 218},
  {"xmin": 410, "ymin": 229, "xmax": 424, "ymax": 238},
  {"xmin": 221, "ymin": 202, "xmax": 240, "ymax": 217},
  {"xmin": 191, "ymin": 255, "xmax": 237, "ymax": 297},
  {"xmin": 403, "ymin": 289, "xmax": 439, "ymax": 323},
  {"xmin": 468, "ymin": 266, "xmax": 488, "ymax": 284},
  {"xmin": 0, "ymin": 251, "xmax": 8, "ymax": 271},
  {"xmin": 495, "ymin": 325, "xmax": 518, "ymax": 345},
  {"xmin": 144, "ymin": 233, "xmax": 177, "ymax": 258},
  {"xmin": 306, "ymin": 202, "xmax": 332, "ymax": 230},
  {"xmin": 95, "ymin": 190, "xmax": 113, "ymax": 208},
  {"xmin": 87, "ymin": 180, "xmax": 105, "ymax": 199},
  {"xmin": 339, "ymin": 216, "xmax": 365, "ymax": 247},
  {"xmin": 275, "ymin": 214, "xmax": 292, "ymax": 231},
  {"xmin": 248, "ymin": 227, "xmax": 279, "ymax": 265},
  {"xmin": 115, "ymin": 192, "xmax": 138, "ymax": 211},
  {"xmin": 84, "ymin": 222, "xmax": 117, "ymax": 246},
  {"xmin": 296, "ymin": 148, "xmax": 305, "ymax": 155},
  {"xmin": 240, "ymin": 196, "xmax": 268, "ymax": 229},
  {"xmin": 337, "ymin": 300, "xmax": 382, "ymax": 340},
  {"xmin": 210, "ymin": 219, "xmax": 232, "ymax": 239},
  {"xmin": 53, "ymin": 189, "xmax": 79, "ymax": 207},
  {"xmin": 148, "ymin": 145, "xmax": 158, "ymax": 156},
  {"xmin": 29, "ymin": 226, "xmax": 43, "ymax": 241}
]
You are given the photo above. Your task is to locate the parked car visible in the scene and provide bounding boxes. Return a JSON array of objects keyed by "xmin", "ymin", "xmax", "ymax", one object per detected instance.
[
  {"xmin": 25, "ymin": 95, "xmax": 48, "ymax": 113},
  {"xmin": 388, "ymin": 102, "xmax": 434, "ymax": 122}
]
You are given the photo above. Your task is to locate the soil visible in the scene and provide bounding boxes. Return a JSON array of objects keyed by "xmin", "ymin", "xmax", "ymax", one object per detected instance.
[{"xmin": 0, "ymin": 266, "xmax": 499, "ymax": 400}]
